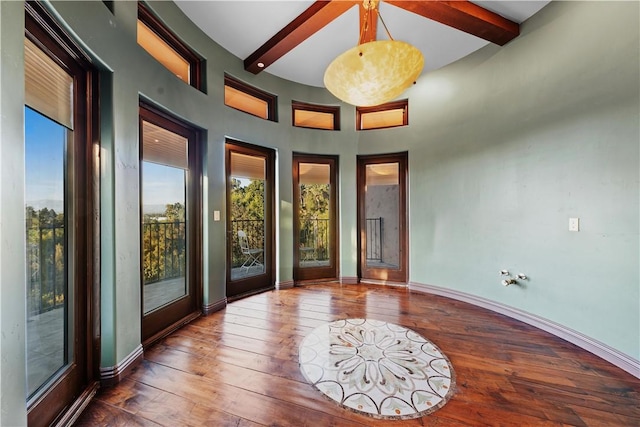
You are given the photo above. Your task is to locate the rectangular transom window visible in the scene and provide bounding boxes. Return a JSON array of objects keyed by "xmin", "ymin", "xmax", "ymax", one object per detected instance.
[
  {"xmin": 224, "ymin": 74, "xmax": 277, "ymax": 122},
  {"xmin": 137, "ymin": 2, "xmax": 202, "ymax": 90},
  {"xmin": 356, "ymin": 99, "xmax": 408, "ymax": 131},
  {"xmin": 292, "ymin": 101, "xmax": 340, "ymax": 130}
]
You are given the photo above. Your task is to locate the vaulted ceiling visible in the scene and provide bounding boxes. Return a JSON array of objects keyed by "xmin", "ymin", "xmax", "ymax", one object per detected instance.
[{"xmin": 175, "ymin": 1, "xmax": 550, "ymax": 88}]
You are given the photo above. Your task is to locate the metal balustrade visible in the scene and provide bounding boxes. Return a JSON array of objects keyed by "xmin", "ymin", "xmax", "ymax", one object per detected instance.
[
  {"xmin": 366, "ymin": 217, "xmax": 383, "ymax": 262},
  {"xmin": 299, "ymin": 218, "xmax": 330, "ymax": 261},
  {"xmin": 27, "ymin": 218, "xmax": 335, "ymax": 314},
  {"xmin": 26, "ymin": 225, "xmax": 65, "ymax": 316},
  {"xmin": 142, "ymin": 221, "xmax": 186, "ymax": 284}
]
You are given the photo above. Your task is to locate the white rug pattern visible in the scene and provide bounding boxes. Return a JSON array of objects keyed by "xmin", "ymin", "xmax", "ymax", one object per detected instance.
[{"xmin": 299, "ymin": 319, "xmax": 455, "ymax": 419}]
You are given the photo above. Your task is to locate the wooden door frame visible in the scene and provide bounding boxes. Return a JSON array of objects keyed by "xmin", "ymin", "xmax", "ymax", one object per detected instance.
[
  {"xmin": 225, "ymin": 139, "xmax": 276, "ymax": 299},
  {"xmin": 292, "ymin": 153, "xmax": 339, "ymax": 282},
  {"xmin": 25, "ymin": 2, "xmax": 100, "ymax": 425},
  {"xmin": 357, "ymin": 152, "xmax": 409, "ymax": 284},
  {"xmin": 139, "ymin": 102, "xmax": 203, "ymax": 347}
]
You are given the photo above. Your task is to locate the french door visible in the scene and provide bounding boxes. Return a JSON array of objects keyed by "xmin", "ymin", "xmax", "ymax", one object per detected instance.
[
  {"xmin": 293, "ymin": 154, "xmax": 339, "ymax": 281},
  {"xmin": 357, "ymin": 152, "xmax": 408, "ymax": 284},
  {"xmin": 140, "ymin": 103, "xmax": 202, "ymax": 345},
  {"xmin": 24, "ymin": 3, "xmax": 98, "ymax": 425},
  {"xmin": 226, "ymin": 140, "xmax": 275, "ymax": 299}
]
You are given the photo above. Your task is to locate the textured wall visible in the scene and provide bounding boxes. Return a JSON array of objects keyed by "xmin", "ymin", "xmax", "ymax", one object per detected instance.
[
  {"xmin": 358, "ymin": 1, "xmax": 639, "ymax": 359},
  {"xmin": 365, "ymin": 185, "xmax": 399, "ymax": 266}
]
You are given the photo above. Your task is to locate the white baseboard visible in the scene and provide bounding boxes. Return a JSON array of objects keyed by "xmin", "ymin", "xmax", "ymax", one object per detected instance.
[
  {"xmin": 409, "ymin": 282, "xmax": 639, "ymax": 379},
  {"xmin": 340, "ymin": 276, "xmax": 358, "ymax": 285}
]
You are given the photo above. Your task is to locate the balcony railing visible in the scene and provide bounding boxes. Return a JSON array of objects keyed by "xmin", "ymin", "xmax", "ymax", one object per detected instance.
[
  {"xmin": 299, "ymin": 218, "xmax": 330, "ymax": 261},
  {"xmin": 142, "ymin": 221, "xmax": 186, "ymax": 284},
  {"xmin": 230, "ymin": 219, "xmax": 264, "ymax": 268},
  {"xmin": 366, "ymin": 217, "xmax": 383, "ymax": 262},
  {"xmin": 26, "ymin": 224, "xmax": 65, "ymax": 317},
  {"xmin": 26, "ymin": 218, "xmax": 333, "ymax": 315}
]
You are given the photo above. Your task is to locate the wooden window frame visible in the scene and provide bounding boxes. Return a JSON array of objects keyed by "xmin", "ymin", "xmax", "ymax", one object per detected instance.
[
  {"xmin": 25, "ymin": 1, "xmax": 100, "ymax": 425},
  {"xmin": 357, "ymin": 151, "xmax": 409, "ymax": 284},
  {"xmin": 356, "ymin": 99, "xmax": 409, "ymax": 131},
  {"xmin": 291, "ymin": 101, "xmax": 340, "ymax": 131},
  {"xmin": 292, "ymin": 153, "xmax": 339, "ymax": 282},
  {"xmin": 225, "ymin": 139, "xmax": 276, "ymax": 299},
  {"xmin": 138, "ymin": 2, "xmax": 203, "ymax": 90},
  {"xmin": 139, "ymin": 101, "xmax": 204, "ymax": 347},
  {"xmin": 224, "ymin": 74, "xmax": 278, "ymax": 122}
]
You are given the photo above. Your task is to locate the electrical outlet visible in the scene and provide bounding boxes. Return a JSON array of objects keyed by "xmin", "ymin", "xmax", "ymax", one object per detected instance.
[{"xmin": 569, "ymin": 217, "xmax": 580, "ymax": 232}]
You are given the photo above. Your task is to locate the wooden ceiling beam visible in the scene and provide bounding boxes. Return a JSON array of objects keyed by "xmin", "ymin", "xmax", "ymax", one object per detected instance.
[
  {"xmin": 385, "ymin": 0, "xmax": 519, "ymax": 46},
  {"xmin": 244, "ymin": 0, "xmax": 358, "ymax": 74}
]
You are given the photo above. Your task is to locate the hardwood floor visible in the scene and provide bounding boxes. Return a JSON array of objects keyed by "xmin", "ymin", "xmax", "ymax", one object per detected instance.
[{"xmin": 75, "ymin": 283, "xmax": 640, "ymax": 426}]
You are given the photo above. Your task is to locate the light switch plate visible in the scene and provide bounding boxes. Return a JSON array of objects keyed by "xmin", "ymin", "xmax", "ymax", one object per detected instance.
[
  {"xmin": 569, "ymin": 217, "xmax": 580, "ymax": 232},
  {"xmin": 214, "ymin": 210, "xmax": 220, "ymax": 221}
]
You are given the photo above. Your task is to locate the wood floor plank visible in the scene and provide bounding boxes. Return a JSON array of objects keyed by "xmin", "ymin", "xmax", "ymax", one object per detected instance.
[
  {"xmin": 74, "ymin": 400, "xmax": 163, "ymax": 427},
  {"xmin": 76, "ymin": 283, "xmax": 640, "ymax": 426},
  {"xmin": 128, "ymin": 360, "xmax": 370, "ymax": 427}
]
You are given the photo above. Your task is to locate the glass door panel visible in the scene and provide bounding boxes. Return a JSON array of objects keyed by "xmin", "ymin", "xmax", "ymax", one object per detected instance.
[
  {"xmin": 140, "ymin": 105, "xmax": 201, "ymax": 345},
  {"xmin": 229, "ymin": 152, "xmax": 266, "ymax": 281},
  {"xmin": 141, "ymin": 121, "xmax": 188, "ymax": 314},
  {"xmin": 293, "ymin": 155, "xmax": 338, "ymax": 281},
  {"xmin": 358, "ymin": 153, "xmax": 408, "ymax": 283},
  {"xmin": 226, "ymin": 141, "xmax": 275, "ymax": 299},
  {"xmin": 299, "ymin": 163, "xmax": 330, "ymax": 268},
  {"xmin": 365, "ymin": 162, "xmax": 400, "ymax": 270},
  {"xmin": 24, "ymin": 9, "xmax": 98, "ymax": 423},
  {"xmin": 25, "ymin": 107, "xmax": 69, "ymax": 398}
]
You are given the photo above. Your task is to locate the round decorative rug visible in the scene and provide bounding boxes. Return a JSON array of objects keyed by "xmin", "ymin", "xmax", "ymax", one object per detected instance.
[{"xmin": 299, "ymin": 318, "xmax": 455, "ymax": 420}]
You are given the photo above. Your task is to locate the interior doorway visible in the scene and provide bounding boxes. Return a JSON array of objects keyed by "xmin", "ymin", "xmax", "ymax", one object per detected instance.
[{"xmin": 357, "ymin": 152, "xmax": 408, "ymax": 284}]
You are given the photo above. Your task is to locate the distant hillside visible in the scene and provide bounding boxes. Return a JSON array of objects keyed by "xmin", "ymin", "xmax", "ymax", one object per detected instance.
[
  {"xmin": 26, "ymin": 199, "xmax": 63, "ymax": 212},
  {"xmin": 26, "ymin": 201, "xmax": 169, "ymax": 215},
  {"xmin": 143, "ymin": 204, "xmax": 168, "ymax": 215}
]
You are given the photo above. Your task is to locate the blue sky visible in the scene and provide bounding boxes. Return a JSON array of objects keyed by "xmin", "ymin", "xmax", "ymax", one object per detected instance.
[
  {"xmin": 142, "ymin": 161, "xmax": 185, "ymax": 207},
  {"xmin": 25, "ymin": 107, "xmax": 64, "ymax": 206},
  {"xmin": 26, "ymin": 106, "xmax": 185, "ymax": 210}
]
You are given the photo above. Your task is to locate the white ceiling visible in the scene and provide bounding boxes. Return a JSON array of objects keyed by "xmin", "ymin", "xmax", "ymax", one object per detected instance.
[{"xmin": 175, "ymin": 1, "xmax": 551, "ymax": 88}]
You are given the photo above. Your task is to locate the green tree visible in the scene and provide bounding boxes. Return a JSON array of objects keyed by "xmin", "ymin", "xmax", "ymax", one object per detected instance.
[
  {"xmin": 142, "ymin": 202, "xmax": 186, "ymax": 283},
  {"xmin": 231, "ymin": 178, "xmax": 264, "ymax": 220},
  {"xmin": 299, "ymin": 183, "xmax": 330, "ymax": 220},
  {"xmin": 165, "ymin": 202, "xmax": 185, "ymax": 222}
]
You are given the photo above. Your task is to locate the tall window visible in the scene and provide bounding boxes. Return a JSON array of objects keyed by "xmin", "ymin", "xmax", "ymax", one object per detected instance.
[
  {"xmin": 24, "ymin": 2, "xmax": 98, "ymax": 424},
  {"xmin": 24, "ymin": 102, "xmax": 69, "ymax": 398},
  {"xmin": 226, "ymin": 140, "xmax": 275, "ymax": 299},
  {"xmin": 141, "ymin": 120, "xmax": 188, "ymax": 314},
  {"xmin": 228, "ymin": 152, "xmax": 267, "ymax": 281},
  {"xmin": 139, "ymin": 103, "xmax": 202, "ymax": 345},
  {"xmin": 293, "ymin": 154, "xmax": 339, "ymax": 281}
]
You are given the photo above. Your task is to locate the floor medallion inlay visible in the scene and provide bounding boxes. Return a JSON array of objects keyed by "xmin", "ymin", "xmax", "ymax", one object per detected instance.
[{"xmin": 299, "ymin": 318, "xmax": 455, "ymax": 419}]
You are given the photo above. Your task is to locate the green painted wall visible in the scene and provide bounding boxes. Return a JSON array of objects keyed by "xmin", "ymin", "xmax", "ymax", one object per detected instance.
[
  {"xmin": 44, "ymin": 0, "xmax": 360, "ymax": 371},
  {"xmin": 0, "ymin": 2, "xmax": 27, "ymax": 425},
  {"xmin": 360, "ymin": 1, "xmax": 639, "ymax": 359},
  {"xmin": 0, "ymin": 0, "xmax": 637, "ymax": 424}
]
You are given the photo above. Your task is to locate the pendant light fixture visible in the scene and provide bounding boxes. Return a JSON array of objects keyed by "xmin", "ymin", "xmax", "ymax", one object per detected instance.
[{"xmin": 323, "ymin": 0, "xmax": 424, "ymax": 107}]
